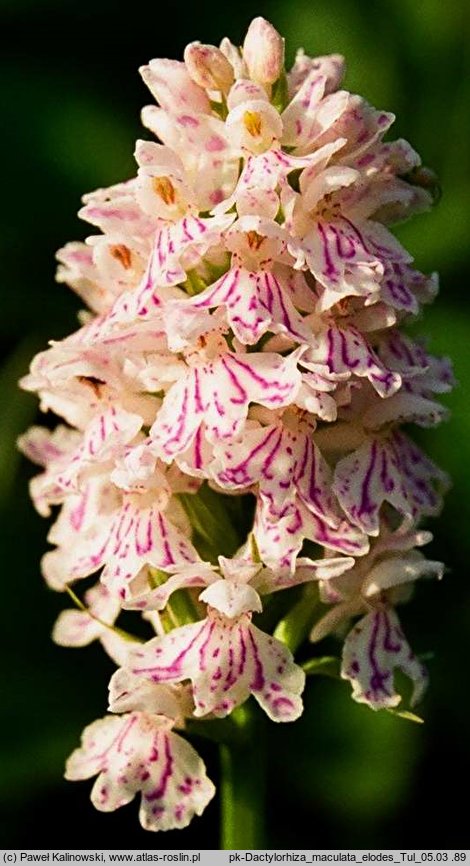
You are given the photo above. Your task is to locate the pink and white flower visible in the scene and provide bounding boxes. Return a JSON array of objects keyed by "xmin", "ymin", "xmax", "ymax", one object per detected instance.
[
  {"xmin": 119, "ymin": 552, "xmax": 307, "ymax": 722},
  {"xmin": 118, "ymin": 551, "xmax": 354, "ymax": 721},
  {"xmin": 19, "ymin": 15, "xmax": 452, "ymax": 833},
  {"xmin": 65, "ymin": 710, "xmax": 215, "ymax": 831},
  {"xmin": 52, "ymin": 582, "xmax": 137, "ymax": 666},
  {"xmin": 311, "ymin": 527, "xmax": 444, "ymax": 708},
  {"xmin": 341, "ymin": 608, "xmax": 428, "ymax": 710},
  {"xmin": 150, "ymin": 339, "xmax": 304, "ymax": 461}
]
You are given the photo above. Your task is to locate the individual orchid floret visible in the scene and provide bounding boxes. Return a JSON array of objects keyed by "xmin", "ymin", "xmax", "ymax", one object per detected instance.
[
  {"xmin": 184, "ymin": 42, "xmax": 235, "ymax": 95},
  {"xmin": 163, "ymin": 217, "xmax": 312, "ymax": 347},
  {"xmin": 150, "ymin": 337, "xmax": 304, "ymax": 461},
  {"xmin": 118, "ymin": 552, "xmax": 318, "ymax": 721},
  {"xmin": 312, "ymin": 527, "xmax": 444, "ymax": 640},
  {"xmin": 121, "ymin": 614, "xmax": 306, "ymax": 722},
  {"xmin": 44, "ymin": 492, "xmax": 199, "ymax": 596},
  {"xmin": 333, "ymin": 431, "xmax": 449, "ymax": 536},
  {"xmin": 311, "ymin": 527, "xmax": 444, "ymax": 709},
  {"xmin": 226, "ymin": 96, "xmax": 283, "ymax": 156},
  {"xmin": 242, "ymin": 17, "xmax": 285, "ymax": 87},
  {"xmin": 134, "ymin": 140, "xmax": 196, "ymax": 221},
  {"xmin": 65, "ymin": 709, "xmax": 215, "ymax": 831},
  {"xmin": 52, "ymin": 583, "xmax": 138, "ymax": 666},
  {"xmin": 341, "ymin": 608, "xmax": 428, "ymax": 710}
]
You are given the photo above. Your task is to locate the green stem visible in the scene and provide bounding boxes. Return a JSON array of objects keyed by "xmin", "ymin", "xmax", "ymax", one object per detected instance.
[{"xmin": 219, "ymin": 707, "xmax": 267, "ymax": 849}]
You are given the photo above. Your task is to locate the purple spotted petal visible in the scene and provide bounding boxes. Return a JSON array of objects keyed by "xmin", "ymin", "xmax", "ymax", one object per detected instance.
[
  {"xmin": 303, "ymin": 324, "xmax": 401, "ymax": 397},
  {"xmin": 151, "ymin": 349, "xmax": 302, "ymax": 460},
  {"xmin": 254, "ymin": 498, "xmax": 368, "ymax": 573},
  {"xmin": 65, "ymin": 712, "xmax": 215, "ymax": 830},
  {"xmin": 169, "ymin": 268, "xmax": 312, "ymax": 346},
  {"xmin": 128, "ymin": 611, "xmax": 305, "ymax": 721},
  {"xmin": 334, "ymin": 432, "xmax": 449, "ymax": 535},
  {"xmin": 341, "ymin": 609, "xmax": 428, "ymax": 709},
  {"xmin": 100, "ymin": 503, "xmax": 199, "ymax": 595},
  {"xmin": 215, "ymin": 422, "xmax": 339, "ymax": 526}
]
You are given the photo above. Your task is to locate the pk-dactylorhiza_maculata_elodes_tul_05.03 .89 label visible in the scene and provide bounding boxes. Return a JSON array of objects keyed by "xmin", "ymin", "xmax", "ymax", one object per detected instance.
[{"xmin": 18, "ymin": 16, "xmax": 453, "ymax": 835}]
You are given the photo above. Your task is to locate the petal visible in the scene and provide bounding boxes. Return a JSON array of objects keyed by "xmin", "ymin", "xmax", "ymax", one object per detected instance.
[
  {"xmin": 199, "ymin": 579, "xmax": 262, "ymax": 618},
  {"xmin": 362, "ymin": 552, "xmax": 444, "ymax": 598},
  {"xmin": 151, "ymin": 349, "xmax": 302, "ymax": 460},
  {"xmin": 52, "ymin": 583, "xmax": 120, "ymax": 646},
  {"xmin": 65, "ymin": 712, "xmax": 215, "ymax": 830},
  {"xmin": 334, "ymin": 433, "xmax": 449, "ymax": 535},
  {"xmin": 52, "ymin": 406, "xmax": 143, "ymax": 494},
  {"xmin": 124, "ymin": 564, "xmax": 214, "ymax": 612},
  {"xmin": 128, "ymin": 612, "xmax": 305, "ymax": 721},
  {"xmin": 313, "ymin": 93, "xmax": 394, "ymax": 160},
  {"xmin": 303, "ymin": 324, "xmax": 401, "ymax": 398},
  {"xmin": 252, "ymin": 554, "xmax": 354, "ymax": 593},
  {"xmin": 100, "ymin": 503, "xmax": 200, "ymax": 595},
  {"xmin": 282, "ymin": 76, "xmax": 349, "ymax": 151},
  {"xmin": 140, "ymin": 59, "xmax": 211, "ymax": 114},
  {"xmin": 215, "ymin": 422, "xmax": 339, "ymax": 527},
  {"xmin": 144, "ymin": 214, "xmax": 235, "ymax": 298},
  {"xmin": 78, "ymin": 188, "xmax": 155, "ymax": 238},
  {"xmin": 214, "ymin": 423, "xmax": 298, "ymax": 505},
  {"xmin": 42, "ymin": 482, "xmax": 119, "ymax": 588},
  {"xmin": 213, "ymin": 148, "xmax": 314, "ymax": 215},
  {"xmin": 55, "ymin": 241, "xmax": 112, "ymax": 314},
  {"xmin": 254, "ymin": 498, "xmax": 368, "ymax": 573},
  {"xmin": 363, "ymin": 391, "xmax": 449, "ymax": 430},
  {"xmin": 341, "ymin": 609, "xmax": 428, "ymax": 709},
  {"xmin": 109, "ymin": 669, "xmax": 190, "ymax": 719},
  {"xmin": 248, "ymin": 623, "xmax": 305, "ymax": 721},
  {"xmin": 18, "ymin": 425, "xmax": 80, "ymax": 468},
  {"xmin": 287, "ymin": 51, "xmax": 344, "ymax": 97},
  {"xmin": 52, "ymin": 609, "xmax": 104, "ymax": 647},
  {"xmin": 99, "ymin": 631, "xmax": 141, "ymax": 667}
]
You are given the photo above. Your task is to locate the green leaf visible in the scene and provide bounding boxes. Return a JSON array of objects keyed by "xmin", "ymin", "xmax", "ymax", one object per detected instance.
[
  {"xmin": 271, "ymin": 71, "xmax": 289, "ymax": 112},
  {"xmin": 303, "ymin": 655, "xmax": 341, "ymax": 678},
  {"xmin": 181, "ymin": 268, "xmax": 210, "ymax": 296},
  {"xmin": 273, "ymin": 583, "xmax": 321, "ymax": 652},
  {"xmin": 179, "ymin": 483, "xmax": 241, "ymax": 561},
  {"xmin": 387, "ymin": 709, "xmax": 425, "ymax": 725}
]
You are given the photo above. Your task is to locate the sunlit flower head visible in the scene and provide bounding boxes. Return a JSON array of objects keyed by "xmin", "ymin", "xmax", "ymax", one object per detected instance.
[{"xmin": 19, "ymin": 16, "xmax": 452, "ymax": 833}]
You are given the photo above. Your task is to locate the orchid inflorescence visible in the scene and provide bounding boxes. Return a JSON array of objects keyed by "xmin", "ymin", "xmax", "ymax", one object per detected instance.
[{"xmin": 19, "ymin": 17, "xmax": 452, "ymax": 833}]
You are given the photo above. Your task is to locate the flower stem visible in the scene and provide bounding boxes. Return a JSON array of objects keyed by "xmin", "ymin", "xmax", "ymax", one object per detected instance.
[{"xmin": 219, "ymin": 706, "xmax": 267, "ymax": 849}]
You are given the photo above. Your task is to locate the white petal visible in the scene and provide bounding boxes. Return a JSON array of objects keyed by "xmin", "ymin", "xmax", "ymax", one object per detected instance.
[
  {"xmin": 128, "ymin": 612, "xmax": 305, "ymax": 721},
  {"xmin": 341, "ymin": 609, "xmax": 428, "ymax": 710},
  {"xmin": 200, "ymin": 579, "xmax": 262, "ymax": 617},
  {"xmin": 65, "ymin": 712, "xmax": 215, "ymax": 831}
]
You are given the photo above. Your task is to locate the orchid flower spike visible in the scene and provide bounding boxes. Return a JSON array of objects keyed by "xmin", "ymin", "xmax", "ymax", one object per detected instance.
[{"xmin": 19, "ymin": 16, "xmax": 452, "ymax": 835}]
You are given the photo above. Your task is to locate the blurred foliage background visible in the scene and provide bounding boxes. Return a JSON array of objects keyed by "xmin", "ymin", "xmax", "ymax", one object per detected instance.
[{"xmin": 1, "ymin": 0, "xmax": 469, "ymax": 850}]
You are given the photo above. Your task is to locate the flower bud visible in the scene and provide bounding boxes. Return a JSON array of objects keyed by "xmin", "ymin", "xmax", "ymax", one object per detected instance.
[
  {"xmin": 184, "ymin": 42, "xmax": 235, "ymax": 94},
  {"xmin": 139, "ymin": 58, "xmax": 210, "ymax": 114},
  {"xmin": 243, "ymin": 17, "xmax": 285, "ymax": 85}
]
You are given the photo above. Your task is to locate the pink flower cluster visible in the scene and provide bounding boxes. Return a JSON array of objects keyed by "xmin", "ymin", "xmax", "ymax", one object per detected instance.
[{"xmin": 19, "ymin": 17, "xmax": 452, "ymax": 832}]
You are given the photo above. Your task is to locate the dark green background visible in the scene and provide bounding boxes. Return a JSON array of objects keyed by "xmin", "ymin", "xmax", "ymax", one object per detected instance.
[{"xmin": 1, "ymin": 0, "xmax": 469, "ymax": 849}]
